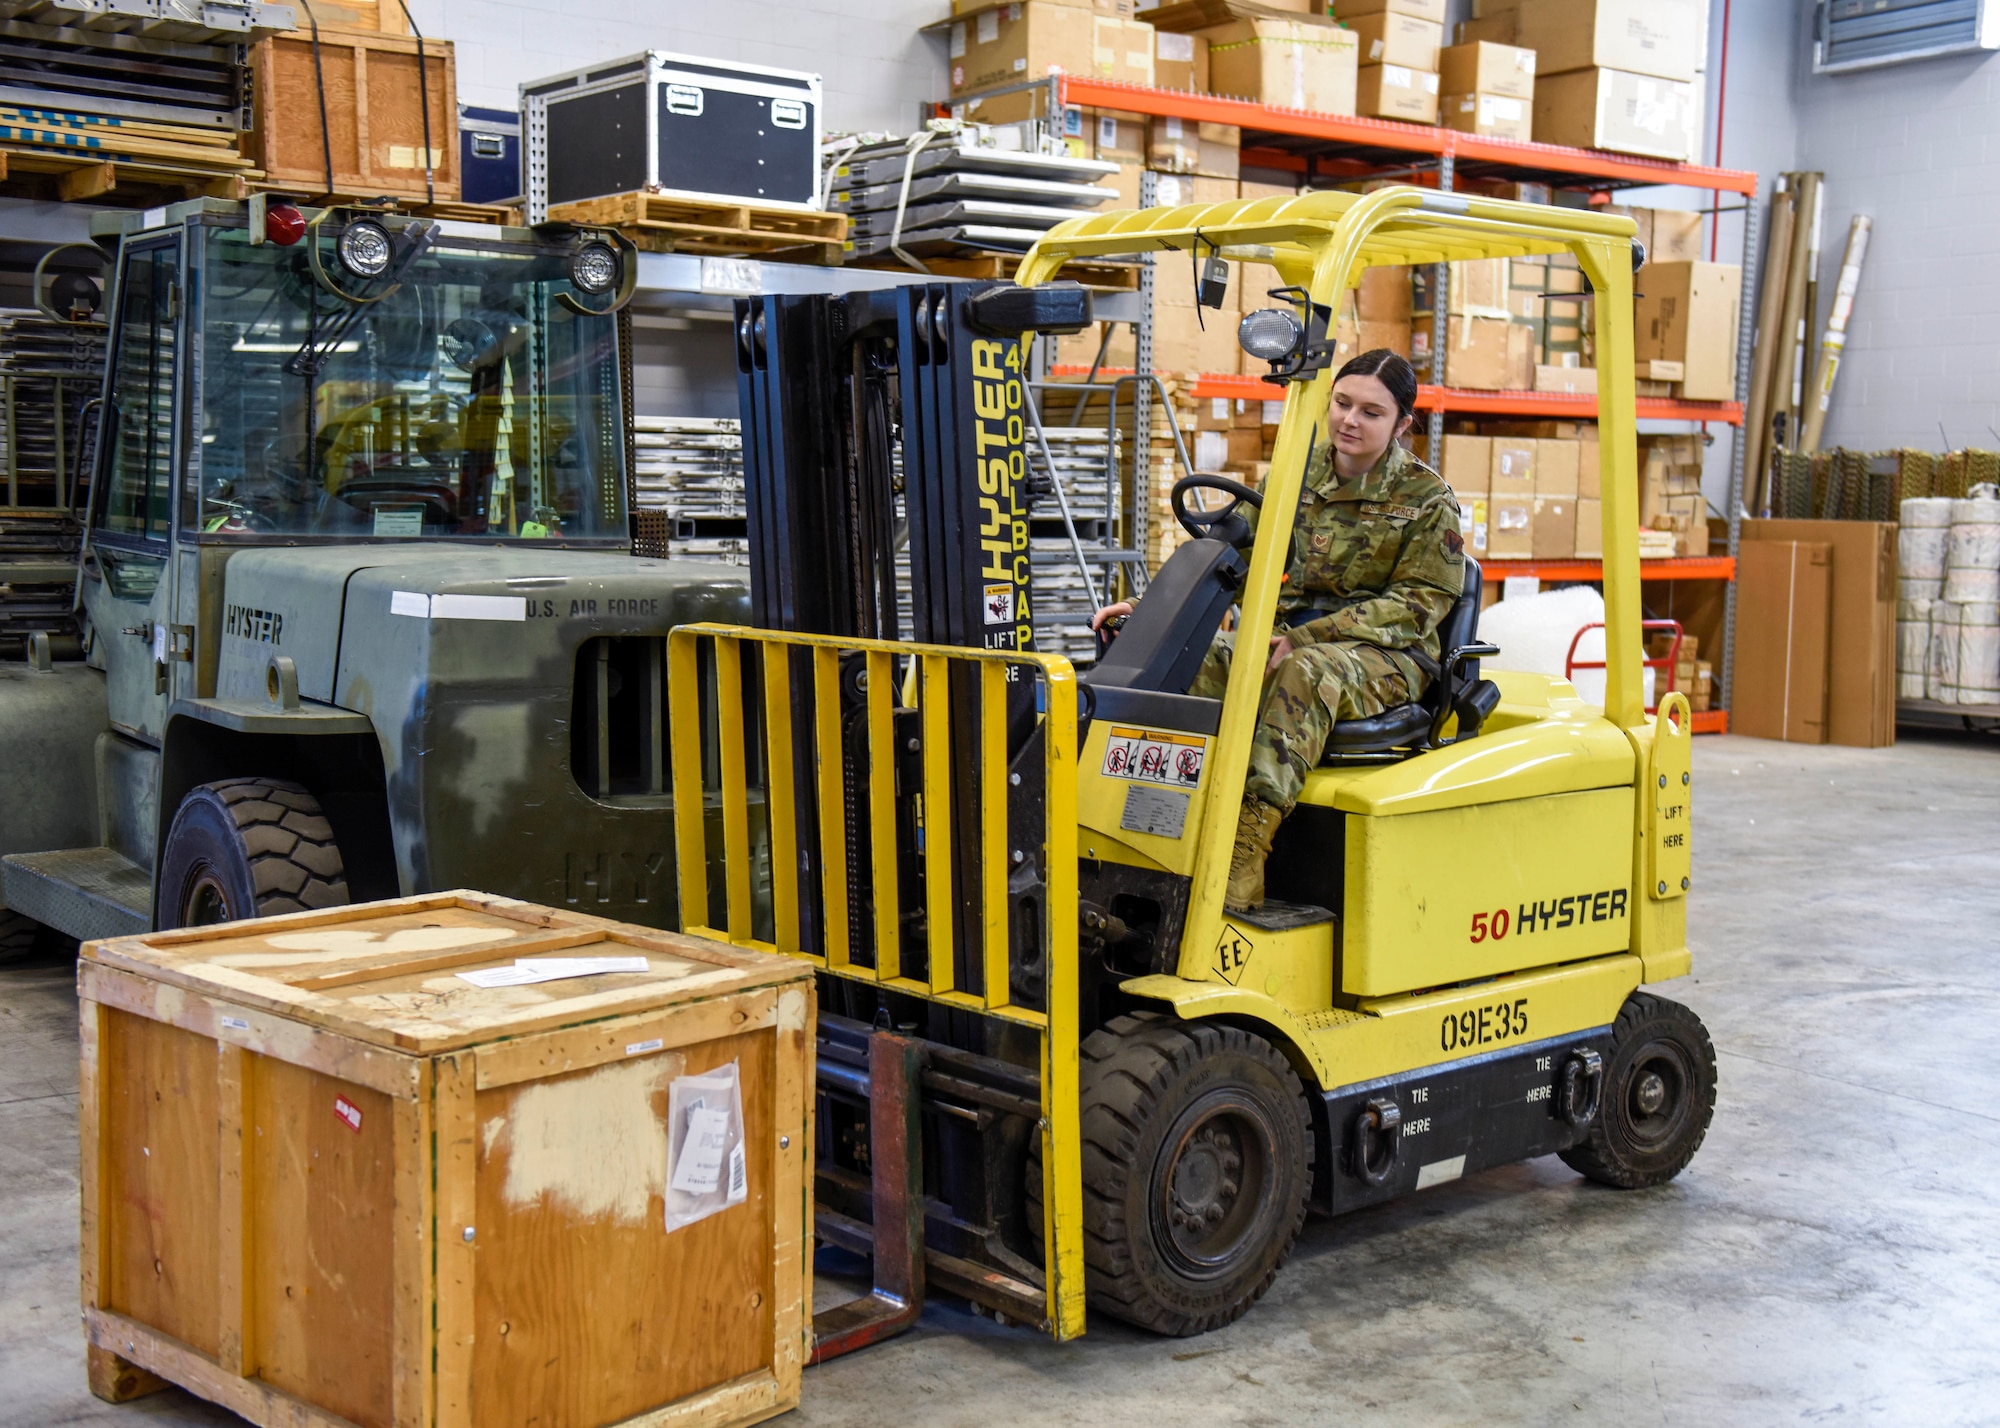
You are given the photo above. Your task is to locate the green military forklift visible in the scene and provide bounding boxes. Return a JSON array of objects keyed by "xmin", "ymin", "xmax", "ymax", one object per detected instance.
[{"xmin": 0, "ymin": 197, "xmax": 749, "ymax": 948}]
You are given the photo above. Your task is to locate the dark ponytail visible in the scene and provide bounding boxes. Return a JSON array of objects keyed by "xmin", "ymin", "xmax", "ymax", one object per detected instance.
[{"xmin": 1336, "ymin": 348, "xmax": 1419, "ymax": 424}]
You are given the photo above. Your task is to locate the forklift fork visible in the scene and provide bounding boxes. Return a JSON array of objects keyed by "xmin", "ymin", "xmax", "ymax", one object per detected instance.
[{"xmin": 809, "ymin": 1029, "xmax": 928, "ymax": 1362}]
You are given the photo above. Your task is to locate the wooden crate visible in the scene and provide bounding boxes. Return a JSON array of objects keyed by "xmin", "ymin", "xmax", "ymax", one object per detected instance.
[
  {"xmin": 251, "ymin": 26, "xmax": 458, "ymax": 202},
  {"xmin": 79, "ymin": 891, "xmax": 812, "ymax": 1428},
  {"xmin": 547, "ymin": 192, "xmax": 846, "ymax": 260}
]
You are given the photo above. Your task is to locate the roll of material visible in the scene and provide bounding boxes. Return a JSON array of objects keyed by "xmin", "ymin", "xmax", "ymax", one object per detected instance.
[
  {"xmin": 1899, "ymin": 575, "xmax": 1944, "ymax": 603},
  {"xmin": 1948, "ymin": 497, "xmax": 2000, "ymax": 526},
  {"xmin": 1944, "ymin": 507, "xmax": 2000, "ymax": 601},
  {"xmin": 1901, "ymin": 496, "xmax": 1954, "ymax": 528},
  {"xmin": 1928, "ymin": 603, "xmax": 1961, "ymax": 702},
  {"xmin": 1899, "ymin": 525, "xmax": 1949, "ymax": 580},
  {"xmin": 1951, "ymin": 602, "xmax": 2000, "ymax": 705},
  {"xmin": 1944, "ymin": 562, "xmax": 2000, "ymax": 603},
  {"xmin": 1897, "ymin": 596, "xmax": 1933, "ymax": 698}
]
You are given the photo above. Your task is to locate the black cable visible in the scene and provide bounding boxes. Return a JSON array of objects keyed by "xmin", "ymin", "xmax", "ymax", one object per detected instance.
[
  {"xmin": 391, "ymin": 0, "xmax": 436, "ymax": 206},
  {"xmin": 301, "ymin": 0, "xmax": 335, "ymax": 195}
]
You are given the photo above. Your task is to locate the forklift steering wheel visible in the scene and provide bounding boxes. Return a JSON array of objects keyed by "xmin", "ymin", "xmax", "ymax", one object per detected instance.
[{"xmin": 1171, "ymin": 474, "xmax": 1263, "ymax": 545}]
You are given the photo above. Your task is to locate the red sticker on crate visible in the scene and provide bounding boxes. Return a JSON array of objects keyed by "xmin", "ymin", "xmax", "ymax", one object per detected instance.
[{"xmin": 333, "ymin": 1095, "xmax": 363, "ymax": 1133}]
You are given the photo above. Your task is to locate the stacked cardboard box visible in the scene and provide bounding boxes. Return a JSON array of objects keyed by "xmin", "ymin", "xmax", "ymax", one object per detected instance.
[
  {"xmin": 948, "ymin": 2, "xmax": 1157, "ymax": 124},
  {"xmin": 1634, "ymin": 260, "xmax": 1742, "ymax": 402},
  {"xmin": 1515, "ymin": 0, "xmax": 1702, "ymax": 160},
  {"xmin": 1437, "ymin": 38, "xmax": 1534, "ymax": 140},
  {"xmin": 1649, "ymin": 631, "xmax": 1712, "ymax": 711},
  {"xmin": 1337, "ymin": 0, "xmax": 1446, "ymax": 124},
  {"xmin": 1640, "ymin": 433, "xmax": 1707, "ymax": 556},
  {"xmin": 1151, "ymin": 1, "xmax": 1360, "ymax": 113}
]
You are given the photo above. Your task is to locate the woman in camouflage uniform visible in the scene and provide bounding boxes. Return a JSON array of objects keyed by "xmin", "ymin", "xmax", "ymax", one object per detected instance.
[{"xmin": 1093, "ymin": 349, "xmax": 1465, "ymax": 912}]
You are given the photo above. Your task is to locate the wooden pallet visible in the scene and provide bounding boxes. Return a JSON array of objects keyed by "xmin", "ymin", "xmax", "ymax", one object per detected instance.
[
  {"xmin": 849, "ymin": 250, "xmax": 1140, "ymax": 290},
  {"xmin": 246, "ymin": 181, "xmax": 513, "ymax": 225},
  {"xmin": 548, "ymin": 191, "xmax": 847, "ymax": 260},
  {"xmin": 0, "ymin": 146, "xmax": 254, "ymax": 203}
]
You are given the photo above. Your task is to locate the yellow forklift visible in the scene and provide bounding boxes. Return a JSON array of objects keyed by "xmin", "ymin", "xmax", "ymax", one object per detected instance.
[{"xmin": 669, "ymin": 185, "xmax": 1713, "ymax": 1346}]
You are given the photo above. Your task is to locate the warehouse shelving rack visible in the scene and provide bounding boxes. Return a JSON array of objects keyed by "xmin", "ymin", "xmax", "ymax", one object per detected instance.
[{"xmin": 974, "ymin": 74, "xmax": 1761, "ymax": 730}]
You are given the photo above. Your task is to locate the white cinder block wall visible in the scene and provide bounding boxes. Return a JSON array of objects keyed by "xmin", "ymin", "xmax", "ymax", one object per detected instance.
[
  {"xmin": 404, "ymin": 0, "xmax": 947, "ymax": 134},
  {"xmin": 1796, "ymin": 39, "xmax": 2000, "ymax": 452}
]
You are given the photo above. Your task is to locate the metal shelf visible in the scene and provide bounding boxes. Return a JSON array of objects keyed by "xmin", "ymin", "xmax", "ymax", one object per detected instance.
[
  {"xmin": 1692, "ymin": 710, "xmax": 1728, "ymax": 735},
  {"xmin": 1170, "ymin": 371, "xmax": 1745, "ymax": 425},
  {"xmin": 1489, "ymin": 557, "xmax": 1737, "ymax": 582},
  {"xmin": 1054, "ymin": 79, "xmax": 1759, "ymax": 196}
]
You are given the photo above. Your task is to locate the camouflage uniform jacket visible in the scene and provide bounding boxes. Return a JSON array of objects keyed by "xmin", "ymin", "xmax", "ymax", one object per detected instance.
[{"xmin": 1267, "ymin": 440, "xmax": 1465, "ymax": 690}]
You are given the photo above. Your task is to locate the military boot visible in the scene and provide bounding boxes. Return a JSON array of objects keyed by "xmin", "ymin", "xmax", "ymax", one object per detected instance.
[{"xmin": 1224, "ymin": 797, "xmax": 1284, "ymax": 913}]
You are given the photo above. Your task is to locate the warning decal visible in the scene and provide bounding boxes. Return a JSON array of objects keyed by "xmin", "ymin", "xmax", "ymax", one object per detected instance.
[
  {"xmin": 1101, "ymin": 726, "xmax": 1206, "ymax": 789},
  {"xmin": 983, "ymin": 583, "xmax": 1015, "ymax": 626}
]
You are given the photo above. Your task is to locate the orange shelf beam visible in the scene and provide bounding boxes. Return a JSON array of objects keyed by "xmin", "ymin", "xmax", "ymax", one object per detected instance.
[
  {"xmin": 1692, "ymin": 709, "xmax": 1728, "ymax": 735},
  {"xmin": 1177, "ymin": 372, "xmax": 1743, "ymax": 425},
  {"xmin": 1487, "ymin": 556, "xmax": 1736, "ymax": 582},
  {"xmin": 1054, "ymin": 79, "xmax": 1760, "ymax": 196}
]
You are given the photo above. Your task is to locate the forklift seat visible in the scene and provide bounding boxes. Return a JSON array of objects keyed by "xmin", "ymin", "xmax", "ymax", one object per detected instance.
[
  {"xmin": 1081, "ymin": 536, "xmax": 1244, "ymax": 732},
  {"xmin": 1321, "ymin": 558, "xmax": 1500, "ymax": 760}
]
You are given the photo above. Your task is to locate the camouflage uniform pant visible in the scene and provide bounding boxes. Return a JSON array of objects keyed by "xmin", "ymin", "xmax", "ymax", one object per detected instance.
[{"xmin": 1188, "ymin": 631, "xmax": 1416, "ymax": 815}]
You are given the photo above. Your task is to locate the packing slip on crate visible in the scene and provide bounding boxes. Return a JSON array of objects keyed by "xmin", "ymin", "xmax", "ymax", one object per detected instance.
[
  {"xmin": 546, "ymin": 191, "xmax": 847, "ymax": 259},
  {"xmin": 78, "ymin": 890, "xmax": 814, "ymax": 1428}
]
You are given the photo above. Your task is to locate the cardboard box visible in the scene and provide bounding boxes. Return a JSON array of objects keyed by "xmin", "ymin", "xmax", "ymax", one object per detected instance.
[
  {"xmin": 1238, "ymin": 177, "xmax": 1298, "ymax": 202},
  {"xmin": 1358, "ymin": 264, "xmax": 1413, "ymax": 321},
  {"xmin": 1535, "ymin": 364, "xmax": 1598, "ymax": 394},
  {"xmin": 1154, "ymin": 302, "xmax": 1244, "ymax": 374},
  {"xmin": 1641, "ymin": 359, "xmax": 1686, "ymax": 381},
  {"xmin": 1446, "ymin": 315, "xmax": 1534, "ymax": 390},
  {"xmin": 1459, "ymin": 496, "xmax": 1490, "ymax": 558},
  {"xmin": 1648, "ymin": 208, "xmax": 1703, "ymax": 262},
  {"xmin": 1087, "ymin": 109, "xmax": 1149, "ymax": 163},
  {"xmin": 1535, "ymin": 437, "xmax": 1580, "ymax": 496},
  {"xmin": 1200, "ymin": 13, "xmax": 1359, "ymax": 112},
  {"xmin": 1532, "ymin": 67, "xmax": 1697, "ymax": 161},
  {"xmin": 1577, "ymin": 429, "xmax": 1600, "ymax": 498},
  {"xmin": 1491, "ymin": 436, "xmax": 1536, "ymax": 495},
  {"xmin": 1573, "ymin": 497, "xmax": 1602, "ymax": 557},
  {"xmin": 1512, "ymin": 0, "xmax": 1701, "ymax": 82},
  {"xmin": 1335, "ymin": 0, "xmax": 1447, "ymax": 21},
  {"xmin": 1745, "ymin": 519, "xmax": 1899, "ymax": 747},
  {"xmin": 1532, "ymin": 496, "xmax": 1576, "ymax": 559},
  {"xmin": 1443, "ymin": 434, "xmax": 1493, "ymax": 498},
  {"xmin": 1150, "ymin": 116, "xmax": 1240, "ymax": 176},
  {"xmin": 1440, "ymin": 90, "xmax": 1531, "ymax": 139},
  {"xmin": 1487, "ymin": 496, "xmax": 1534, "ymax": 558},
  {"xmin": 1456, "ymin": 12, "xmax": 1517, "ymax": 43},
  {"xmin": 1439, "ymin": 40, "xmax": 1536, "ymax": 98},
  {"xmin": 1151, "ymin": 173, "xmax": 1240, "ymax": 211},
  {"xmin": 1449, "ymin": 256, "xmax": 1511, "ymax": 315},
  {"xmin": 1358, "ymin": 318, "xmax": 1414, "ymax": 358},
  {"xmin": 1155, "ymin": 28, "xmax": 1210, "ymax": 89},
  {"xmin": 1733, "ymin": 540, "xmax": 1834, "ymax": 743},
  {"xmin": 1345, "ymin": 11, "xmax": 1444, "ymax": 69},
  {"xmin": 1635, "ymin": 261, "xmax": 1743, "ymax": 402},
  {"xmin": 948, "ymin": 4, "xmax": 1154, "ymax": 97},
  {"xmin": 1358, "ymin": 62, "xmax": 1441, "ymax": 122}
]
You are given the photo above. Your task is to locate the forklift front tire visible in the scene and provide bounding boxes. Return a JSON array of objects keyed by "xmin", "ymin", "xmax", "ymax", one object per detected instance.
[
  {"xmin": 159, "ymin": 779, "xmax": 351, "ymax": 928},
  {"xmin": 1075, "ymin": 1012, "xmax": 1313, "ymax": 1336},
  {"xmin": 1559, "ymin": 992, "xmax": 1716, "ymax": 1190}
]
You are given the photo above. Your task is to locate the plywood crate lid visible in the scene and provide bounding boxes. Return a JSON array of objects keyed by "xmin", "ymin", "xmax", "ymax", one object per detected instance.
[{"xmin": 82, "ymin": 891, "xmax": 810, "ymax": 1055}]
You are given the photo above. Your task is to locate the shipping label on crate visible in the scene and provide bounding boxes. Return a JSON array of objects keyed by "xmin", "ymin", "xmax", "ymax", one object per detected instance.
[{"xmin": 665, "ymin": 1060, "xmax": 748, "ymax": 1231}]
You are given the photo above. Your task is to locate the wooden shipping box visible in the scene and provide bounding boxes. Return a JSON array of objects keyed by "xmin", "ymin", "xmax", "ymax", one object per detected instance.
[
  {"xmin": 252, "ymin": 27, "xmax": 459, "ymax": 201},
  {"xmin": 79, "ymin": 892, "xmax": 814, "ymax": 1428},
  {"xmin": 1733, "ymin": 541, "xmax": 1834, "ymax": 744},
  {"xmin": 1745, "ymin": 519, "xmax": 1898, "ymax": 747}
]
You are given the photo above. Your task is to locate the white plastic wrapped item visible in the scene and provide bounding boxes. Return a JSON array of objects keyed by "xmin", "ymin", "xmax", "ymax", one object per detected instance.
[
  {"xmin": 1943, "ymin": 497, "xmax": 2000, "ymax": 603},
  {"xmin": 1897, "ymin": 524, "xmax": 1948, "ymax": 581},
  {"xmin": 1478, "ymin": 584, "xmax": 1653, "ymax": 709},
  {"xmin": 663, "ymin": 1061, "xmax": 749, "ymax": 1232},
  {"xmin": 1900, "ymin": 496, "xmax": 1953, "ymax": 528},
  {"xmin": 1928, "ymin": 602, "xmax": 1961, "ymax": 702},
  {"xmin": 1953, "ymin": 602, "xmax": 2000, "ymax": 706},
  {"xmin": 1898, "ymin": 575, "xmax": 1944, "ymax": 603},
  {"xmin": 1896, "ymin": 596, "xmax": 1933, "ymax": 699}
]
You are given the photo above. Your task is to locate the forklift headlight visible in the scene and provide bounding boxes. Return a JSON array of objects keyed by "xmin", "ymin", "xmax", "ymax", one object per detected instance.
[
  {"xmin": 570, "ymin": 242, "xmax": 619, "ymax": 296},
  {"xmin": 336, "ymin": 219, "xmax": 393, "ymax": 279},
  {"xmin": 1238, "ymin": 306, "xmax": 1305, "ymax": 364}
]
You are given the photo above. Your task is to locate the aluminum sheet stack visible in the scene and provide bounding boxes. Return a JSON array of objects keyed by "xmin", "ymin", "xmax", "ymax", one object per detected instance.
[
  {"xmin": 0, "ymin": 308, "xmax": 103, "ymax": 649},
  {"xmin": 0, "ymin": 11, "xmax": 265, "ymax": 130},
  {"xmin": 631, "ymin": 415, "xmax": 748, "ymax": 565},
  {"xmin": 829, "ymin": 131, "xmax": 1120, "ymax": 261},
  {"xmin": 0, "ymin": 0, "xmax": 294, "ymax": 41}
]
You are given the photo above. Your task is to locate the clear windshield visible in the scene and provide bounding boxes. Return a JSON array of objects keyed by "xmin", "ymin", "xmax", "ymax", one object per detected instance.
[{"xmin": 191, "ymin": 222, "xmax": 626, "ymax": 541}]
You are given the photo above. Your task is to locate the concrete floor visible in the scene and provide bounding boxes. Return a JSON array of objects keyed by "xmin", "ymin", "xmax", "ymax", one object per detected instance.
[{"xmin": 6, "ymin": 730, "xmax": 2000, "ymax": 1427}]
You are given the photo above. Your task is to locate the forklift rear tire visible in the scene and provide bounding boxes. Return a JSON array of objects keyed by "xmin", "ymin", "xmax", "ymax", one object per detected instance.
[
  {"xmin": 1559, "ymin": 992, "xmax": 1716, "ymax": 1189},
  {"xmin": 159, "ymin": 779, "xmax": 350, "ymax": 928},
  {"xmin": 1070, "ymin": 1012, "xmax": 1313, "ymax": 1336}
]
